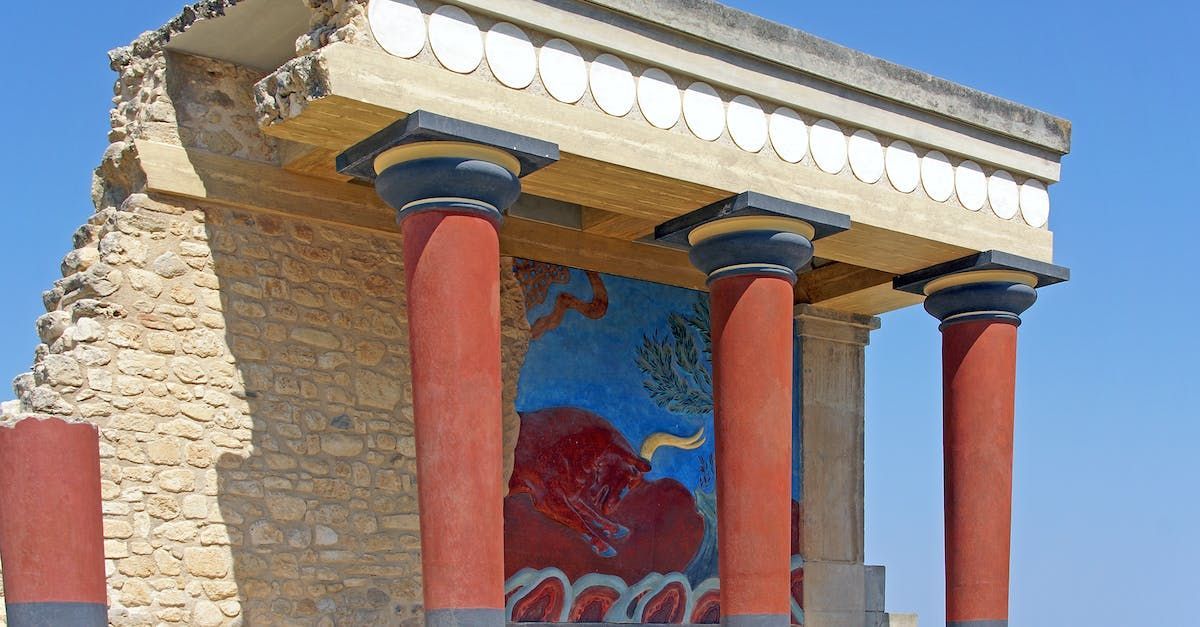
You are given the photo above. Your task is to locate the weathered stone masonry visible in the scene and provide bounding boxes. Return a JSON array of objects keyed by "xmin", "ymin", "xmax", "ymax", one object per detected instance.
[{"xmin": 0, "ymin": 9, "xmax": 529, "ymax": 624}]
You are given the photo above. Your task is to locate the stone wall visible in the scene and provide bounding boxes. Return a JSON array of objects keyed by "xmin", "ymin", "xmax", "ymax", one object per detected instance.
[
  {"xmin": 2, "ymin": 194, "xmax": 530, "ymax": 627},
  {"xmin": 0, "ymin": 39, "xmax": 531, "ymax": 627}
]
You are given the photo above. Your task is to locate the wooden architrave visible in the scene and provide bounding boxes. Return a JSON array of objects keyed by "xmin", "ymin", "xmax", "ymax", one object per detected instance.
[{"xmin": 134, "ymin": 140, "xmax": 925, "ymax": 314}]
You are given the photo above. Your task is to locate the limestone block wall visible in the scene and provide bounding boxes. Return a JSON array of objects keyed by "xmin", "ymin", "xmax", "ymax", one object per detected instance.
[
  {"xmin": 0, "ymin": 36, "xmax": 531, "ymax": 627},
  {"xmin": 1, "ymin": 193, "xmax": 530, "ymax": 626}
]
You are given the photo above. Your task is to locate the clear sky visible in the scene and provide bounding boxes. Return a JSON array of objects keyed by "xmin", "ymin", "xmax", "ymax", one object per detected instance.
[{"xmin": 0, "ymin": 1, "xmax": 1195, "ymax": 625}]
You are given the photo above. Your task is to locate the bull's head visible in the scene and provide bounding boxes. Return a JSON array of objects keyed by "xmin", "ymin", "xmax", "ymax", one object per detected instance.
[{"xmin": 590, "ymin": 449, "xmax": 652, "ymax": 515}]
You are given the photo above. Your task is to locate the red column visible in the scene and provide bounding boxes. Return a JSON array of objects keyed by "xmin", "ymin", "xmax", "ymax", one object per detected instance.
[
  {"xmin": 942, "ymin": 320, "xmax": 1017, "ymax": 626},
  {"xmin": 895, "ymin": 252, "xmax": 1064, "ymax": 627},
  {"xmin": 402, "ymin": 211, "xmax": 505, "ymax": 626},
  {"xmin": 338, "ymin": 112, "xmax": 557, "ymax": 627},
  {"xmin": 0, "ymin": 417, "xmax": 106, "ymax": 626},
  {"xmin": 710, "ymin": 275, "xmax": 794, "ymax": 627}
]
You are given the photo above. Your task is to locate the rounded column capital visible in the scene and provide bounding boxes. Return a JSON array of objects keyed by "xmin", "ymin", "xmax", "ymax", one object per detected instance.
[
  {"xmin": 687, "ymin": 216, "xmax": 816, "ymax": 285},
  {"xmin": 923, "ymin": 269, "xmax": 1038, "ymax": 329},
  {"xmin": 336, "ymin": 110, "xmax": 560, "ymax": 227},
  {"xmin": 893, "ymin": 250, "xmax": 1070, "ymax": 330},
  {"xmin": 375, "ymin": 141, "xmax": 522, "ymax": 226}
]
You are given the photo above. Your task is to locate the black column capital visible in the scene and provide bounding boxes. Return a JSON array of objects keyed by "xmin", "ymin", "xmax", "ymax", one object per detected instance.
[
  {"xmin": 894, "ymin": 250, "xmax": 1070, "ymax": 329},
  {"xmin": 336, "ymin": 110, "xmax": 559, "ymax": 224},
  {"xmin": 655, "ymin": 192, "xmax": 850, "ymax": 284}
]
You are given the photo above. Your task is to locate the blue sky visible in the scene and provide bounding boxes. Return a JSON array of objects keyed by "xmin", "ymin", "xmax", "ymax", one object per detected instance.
[{"xmin": 0, "ymin": 1, "xmax": 1194, "ymax": 624}]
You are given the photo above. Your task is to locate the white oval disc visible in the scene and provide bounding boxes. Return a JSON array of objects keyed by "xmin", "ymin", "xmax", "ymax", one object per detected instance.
[
  {"xmin": 590, "ymin": 53, "xmax": 636, "ymax": 117},
  {"xmin": 539, "ymin": 38, "xmax": 588, "ymax": 103},
  {"xmin": 726, "ymin": 95, "xmax": 768, "ymax": 152},
  {"xmin": 428, "ymin": 5, "xmax": 482, "ymax": 74},
  {"xmin": 1020, "ymin": 179, "xmax": 1051, "ymax": 227},
  {"xmin": 885, "ymin": 140, "xmax": 920, "ymax": 193},
  {"xmin": 848, "ymin": 129, "xmax": 884, "ymax": 183},
  {"xmin": 769, "ymin": 107, "xmax": 807, "ymax": 163},
  {"xmin": 955, "ymin": 160, "xmax": 987, "ymax": 211},
  {"xmin": 367, "ymin": 0, "xmax": 425, "ymax": 59},
  {"xmin": 485, "ymin": 22, "xmax": 536, "ymax": 89},
  {"xmin": 682, "ymin": 82, "xmax": 725, "ymax": 141},
  {"xmin": 637, "ymin": 68, "xmax": 681, "ymax": 129},
  {"xmin": 987, "ymin": 170, "xmax": 1020, "ymax": 220},
  {"xmin": 810, "ymin": 119, "xmax": 847, "ymax": 174},
  {"xmin": 921, "ymin": 150, "xmax": 954, "ymax": 202}
]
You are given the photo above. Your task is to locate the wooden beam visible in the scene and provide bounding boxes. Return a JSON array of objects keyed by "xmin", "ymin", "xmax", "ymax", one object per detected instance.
[
  {"xmin": 579, "ymin": 207, "xmax": 658, "ymax": 240},
  {"xmin": 501, "ymin": 219, "xmax": 705, "ymax": 291},
  {"xmin": 135, "ymin": 139, "xmax": 397, "ymax": 232},
  {"xmin": 135, "ymin": 139, "xmax": 924, "ymax": 314},
  {"xmin": 280, "ymin": 141, "xmax": 352, "ymax": 182},
  {"xmin": 817, "ymin": 282, "xmax": 924, "ymax": 316},
  {"xmin": 135, "ymin": 140, "xmax": 703, "ymax": 289},
  {"xmin": 795, "ymin": 263, "xmax": 894, "ymax": 305},
  {"xmin": 521, "ymin": 153, "xmax": 728, "ymax": 223}
]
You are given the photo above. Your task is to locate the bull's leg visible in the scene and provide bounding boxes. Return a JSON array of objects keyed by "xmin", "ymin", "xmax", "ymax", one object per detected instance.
[
  {"xmin": 570, "ymin": 496, "xmax": 630, "ymax": 541},
  {"xmin": 535, "ymin": 492, "xmax": 618, "ymax": 558},
  {"xmin": 560, "ymin": 497, "xmax": 618, "ymax": 558}
]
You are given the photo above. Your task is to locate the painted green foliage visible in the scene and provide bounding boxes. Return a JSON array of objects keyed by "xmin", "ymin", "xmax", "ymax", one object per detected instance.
[{"xmin": 635, "ymin": 295, "xmax": 713, "ymax": 416}]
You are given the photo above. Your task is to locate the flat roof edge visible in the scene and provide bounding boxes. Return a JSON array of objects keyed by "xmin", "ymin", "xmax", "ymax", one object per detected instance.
[
  {"xmin": 583, "ymin": 0, "xmax": 1072, "ymax": 154},
  {"xmin": 108, "ymin": 0, "xmax": 243, "ymax": 70}
]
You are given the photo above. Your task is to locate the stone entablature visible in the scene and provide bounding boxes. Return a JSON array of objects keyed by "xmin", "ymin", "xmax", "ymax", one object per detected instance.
[
  {"xmin": 238, "ymin": 0, "xmax": 1066, "ymax": 317},
  {"xmin": 98, "ymin": 0, "xmax": 1071, "ymax": 320},
  {"xmin": 352, "ymin": 1, "xmax": 1055, "ymax": 228}
]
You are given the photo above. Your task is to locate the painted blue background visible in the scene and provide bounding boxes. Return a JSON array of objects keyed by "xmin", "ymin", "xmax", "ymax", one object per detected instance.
[
  {"xmin": 0, "ymin": 2, "xmax": 1193, "ymax": 625},
  {"xmin": 516, "ymin": 266, "xmax": 715, "ymax": 492}
]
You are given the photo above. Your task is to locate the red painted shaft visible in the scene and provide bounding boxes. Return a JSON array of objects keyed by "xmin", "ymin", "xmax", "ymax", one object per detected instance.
[
  {"xmin": 0, "ymin": 418, "xmax": 106, "ymax": 605},
  {"xmin": 402, "ymin": 211, "xmax": 505, "ymax": 614},
  {"xmin": 942, "ymin": 320, "xmax": 1018, "ymax": 624},
  {"xmin": 709, "ymin": 275, "xmax": 794, "ymax": 620}
]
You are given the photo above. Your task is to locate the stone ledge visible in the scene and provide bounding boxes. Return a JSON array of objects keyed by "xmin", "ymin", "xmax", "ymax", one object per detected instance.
[
  {"xmin": 795, "ymin": 304, "xmax": 881, "ymax": 346},
  {"xmin": 584, "ymin": 0, "xmax": 1071, "ymax": 154}
]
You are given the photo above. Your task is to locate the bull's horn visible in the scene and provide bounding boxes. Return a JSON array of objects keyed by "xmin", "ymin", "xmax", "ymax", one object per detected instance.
[{"xmin": 640, "ymin": 427, "xmax": 706, "ymax": 461}]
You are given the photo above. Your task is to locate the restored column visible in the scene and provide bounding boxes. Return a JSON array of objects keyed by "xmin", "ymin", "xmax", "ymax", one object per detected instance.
[
  {"xmin": 895, "ymin": 251, "xmax": 1068, "ymax": 627},
  {"xmin": 339, "ymin": 111, "xmax": 557, "ymax": 627},
  {"xmin": 0, "ymin": 416, "xmax": 106, "ymax": 626},
  {"xmin": 658, "ymin": 193, "xmax": 849, "ymax": 627}
]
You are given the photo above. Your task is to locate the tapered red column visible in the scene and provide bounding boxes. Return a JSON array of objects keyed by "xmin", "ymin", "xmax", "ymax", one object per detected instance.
[
  {"xmin": 0, "ymin": 417, "xmax": 106, "ymax": 626},
  {"xmin": 339, "ymin": 111, "xmax": 558, "ymax": 627},
  {"xmin": 659, "ymin": 192, "xmax": 850, "ymax": 627},
  {"xmin": 404, "ymin": 209, "xmax": 506, "ymax": 625},
  {"xmin": 895, "ymin": 251, "xmax": 1069, "ymax": 627},
  {"xmin": 710, "ymin": 272, "xmax": 796, "ymax": 627},
  {"xmin": 941, "ymin": 318, "xmax": 1018, "ymax": 627}
]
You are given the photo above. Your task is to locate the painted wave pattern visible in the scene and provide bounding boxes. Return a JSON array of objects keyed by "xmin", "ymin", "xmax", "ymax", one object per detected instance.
[{"xmin": 505, "ymin": 556, "xmax": 806, "ymax": 624}]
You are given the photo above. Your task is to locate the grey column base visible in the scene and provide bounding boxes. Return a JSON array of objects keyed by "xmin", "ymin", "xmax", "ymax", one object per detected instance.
[
  {"xmin": 5, "ymin": 602, "xmax": 107, "ymax": 627},
  {"xmin": 427, "ymin": 608, "xmax": 505, "ymax": 627},
  {"xmin": 722, "ymin": 613, "xmax": 790, "ymax": 627},
  {"xmin": 948, "ymin": 620, "xmax": 1007, "ymax": 627}
]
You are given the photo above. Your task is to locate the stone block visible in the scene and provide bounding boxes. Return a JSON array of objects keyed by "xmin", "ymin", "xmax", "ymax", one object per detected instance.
[
  {"xmin": 804, "ymin": 610, "xmax": 869, "ymax": 627},
  {"xmin": 805, "ymin": 561, "xmax": 865, "ymax": 613},
  {"xmin": 888, "ymin": 613, "xmax": 918, "ymax": 627},
  {"xmin": 865, "ymin": 564, "xmax": 886, "ymax": 612},
  {"xmin": 797, "ymin": 306, "xmax": 872, "ymax": 565}
]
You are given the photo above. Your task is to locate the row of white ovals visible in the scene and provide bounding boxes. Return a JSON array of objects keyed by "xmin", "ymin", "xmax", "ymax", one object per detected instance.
[{"xmin": 366, "ymin": 0, "xmax": 1052, "ymax": 228}]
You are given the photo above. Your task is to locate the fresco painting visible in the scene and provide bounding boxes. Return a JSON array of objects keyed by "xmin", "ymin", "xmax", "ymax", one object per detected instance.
[{"xmin": 505, "ymin": 260, "xmax": 805, "ymax": 624}]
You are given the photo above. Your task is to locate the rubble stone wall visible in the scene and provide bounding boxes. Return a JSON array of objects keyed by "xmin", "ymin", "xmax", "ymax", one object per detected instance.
[{"xmin": 0, "ymin": 39, "xmax": 531, "ymax": 627}]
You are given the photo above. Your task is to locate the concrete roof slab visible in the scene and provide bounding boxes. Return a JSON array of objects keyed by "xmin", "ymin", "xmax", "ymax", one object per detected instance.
[{"xmin": 585, "ymin": 0, "xmax": 1071, "ymax": 154}]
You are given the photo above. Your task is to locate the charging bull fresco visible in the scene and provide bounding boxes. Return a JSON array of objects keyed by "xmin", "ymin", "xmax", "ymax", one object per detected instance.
[{"xmin": 507, "ymin": 260, "xmax": 805, "ymax": 624}]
